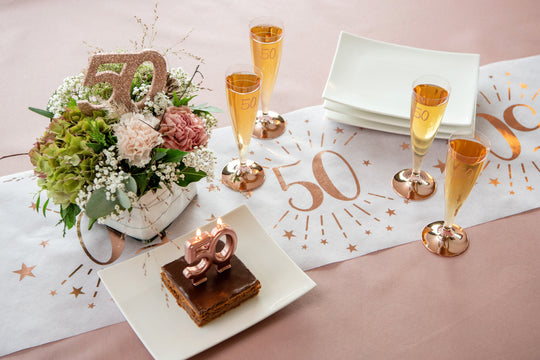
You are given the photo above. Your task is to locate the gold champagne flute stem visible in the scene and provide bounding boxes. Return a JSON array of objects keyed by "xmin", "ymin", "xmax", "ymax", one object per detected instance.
[{"xmin": 411, "ymin": 152, "xmax": 425, "ymax": 178}]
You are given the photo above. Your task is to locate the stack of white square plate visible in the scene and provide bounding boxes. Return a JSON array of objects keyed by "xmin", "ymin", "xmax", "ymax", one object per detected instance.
[{"xmin": 322, "ymin": 32, "xmax": 480, "ymax": 138}]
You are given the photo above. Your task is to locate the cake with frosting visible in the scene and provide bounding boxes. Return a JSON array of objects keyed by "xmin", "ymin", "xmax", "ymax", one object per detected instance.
[{"xmin": 160, "ymin": 221, "xmax": 261, "ymax": 326}]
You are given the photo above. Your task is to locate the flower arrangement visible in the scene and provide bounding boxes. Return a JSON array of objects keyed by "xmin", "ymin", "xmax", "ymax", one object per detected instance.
[{"xmin": 29, "ymin": 59, "xmax": 219, "ymax": 235}]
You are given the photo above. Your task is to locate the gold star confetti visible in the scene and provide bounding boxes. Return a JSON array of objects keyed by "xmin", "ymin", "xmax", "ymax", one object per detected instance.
[
  {"xmin": 527, "ymin": 186, "xmax": 534, "ymax": 191},
  {"xmin": 334, "ymin": 127, "xmax": 344, "ymax": 134},
  {"xmin": 88, "ymin": 303, "xmax": 96, "ymax": 309},
  {"xmin": 39, "ymin": 240, "xmax": 50, "ymax": 248},
  {"xmin": 320, "ymin": 239, "xmax": 328, "ymax": 245},
  {"xmin": 283, "ymin": 230, "xmax": 296, "ymax": 240},
  {"xmin": 386, "ymin": 208, "xmax": 396, "ymax": 216},
  {"xmin": 404, "ymin": 199, "xmax": 410, "ymax": 204},
  {"xmin": 205, "ymin": 214, "xmax": 217, "ymax": 222},
  {"xmin": 489, "ymin": 178, "xmax": 501, "ymax": 186},
  {"xmin": 50, "ymin": 290, "xmax": 57, "ymax": 296},
  {"xmin": 399, "ymin": 142, "xmax": 409, "ymax": 150},
  {"xmin": 29, "ymin": 202, "xmax": 37, "ymax": 211},
  {"xmin": 365, "ymin": 230, "xmax": 371, "ymax": 235},
  {"xmin": 520, "ymin": 82, "xmax": 528, "ymax": 89},
  {"xmin": 13, "ymin": 263, "xmax": 36, "ymax": 281},
  {"xmin": 305, "ymin": 119, "xmax": 309, "ymax": 123},
  {"xmin": 301, "ymin": 244, "xmax": 308, "ymax": 250},
  {"xmin": 433, "ymin": 160, "xmax": 446, "ymax": 173},
  {"xmin": 346, "ymin": 244, "xmax": 357, "ymax": 252},
  {"xmin": 250, "ymin": 150, "xmax": 255, "ymax": 155},
  {"xmin": 510, "ymin": 190, "xmax": 515, "ymax": 195},
  {"xmin": 386, "ymin": 226, "xmax": 393, "ymax": 231},
  {"xmin": 363, "ymin": 160, "xmax": 371, "ymax": 166},
  {"xmin": 70, "ymin": 286, "xmax": 85, "ymax": 298}
]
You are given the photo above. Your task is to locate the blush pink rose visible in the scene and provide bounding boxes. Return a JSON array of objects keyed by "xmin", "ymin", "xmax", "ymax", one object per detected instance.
[{"xmin": 159, "ymin": 106, "xmax": 208, "ymax": 151}]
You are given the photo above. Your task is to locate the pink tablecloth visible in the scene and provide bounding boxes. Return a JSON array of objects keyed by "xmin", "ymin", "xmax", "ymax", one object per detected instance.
[{"xmin": 2, "ymin": 0, "xmax": 540, "ymax": 359}]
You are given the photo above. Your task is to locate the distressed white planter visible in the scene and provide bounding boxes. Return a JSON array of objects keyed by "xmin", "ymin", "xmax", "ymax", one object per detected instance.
[{"xmin": 103, "ymin": 182, "xmax": 197, "ymax": 241}]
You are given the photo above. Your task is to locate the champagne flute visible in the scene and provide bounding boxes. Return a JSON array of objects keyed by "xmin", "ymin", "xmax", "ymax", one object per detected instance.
[
  {"xmin": 392, "ymin": 75, "xmax": 451, "ymax": 200},
  {"xmin": 249, "ymin": 16, "xmax": 285, "ymax": 139},
  {"xmin": 222, "ymin": 64, "xmax": 265, "ymax": 192},
  {"xmin": 422, "ymin": 131, "xmax": 490, "ymax": 256}
]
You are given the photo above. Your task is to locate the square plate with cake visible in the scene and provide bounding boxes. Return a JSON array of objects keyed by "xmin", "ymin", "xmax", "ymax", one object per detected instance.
[{"xmin": 98, "ymin": 204, "xmax": 316, "ymax": 360}]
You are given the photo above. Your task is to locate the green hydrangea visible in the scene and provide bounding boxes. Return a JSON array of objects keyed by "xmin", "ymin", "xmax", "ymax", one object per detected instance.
[{"xmin": 30, "ymin": 105, "xmax": 117, "ymax": 207}]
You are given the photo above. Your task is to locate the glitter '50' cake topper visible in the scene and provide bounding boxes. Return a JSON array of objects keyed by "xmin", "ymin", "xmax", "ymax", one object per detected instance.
[{"xmin": 77, "ymin": 50, "xmax": 168, "ymax": 115}]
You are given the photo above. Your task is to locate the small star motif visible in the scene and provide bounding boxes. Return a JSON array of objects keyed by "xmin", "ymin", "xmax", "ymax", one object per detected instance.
[
  {"xmin": 206, "ymin": 184, "xmax": 220, "ymax": 192},
  {"xmin": 346, "ymin": 244, "xmax": 358, "ymax": 252},
  {"xmin": 70, "ymin": 286, "xmax": 85, "ymax": 298},
  {"xmin": 510, "ymin": 190, "xmax": 515, "ymax": 195},
  {"xmin": 39, "ymin": 240, "xmax": 50, "ymax": 248},
  {"xmin": 399, "ymin": 142, "xmax": 410, "ymax": 150},
  {"xmin": 49, "ymin": 290, "xmax": 57, "ymax": 296},
  {"xmin": 505, "ymin": 72, "xmax": 510, "ymax": 76},
  {"xmin": 12, "ymin": 263, "xmax": 36, "ymax": 281},
  {"xmin": 363, "ymin": 160, "xmax": 371, "ymax": 166},
  {"xmin": 489, "ymin": 178, "xmax": 501, "ymax": 187},
  {"xmin": 386, "ymin": 226, "xmax": 393, "ymax": 231},
  {"xmin": 334, "ymin": 127, "xmax": 344, "ymax": 134},
  {"xmin": 250, "ymin": 151, "xmax": 255, "ymax": 155},
  {"xmin": 205, "ymin": 214, "xmax": 217, "ymax": 222},
  {"xmin": 29, "ymin": 202, "xmax": 37, "ymax": 211},
  {"xmin": 527, "ymin": 186, "xmax": 534, "ymax": 191},
  {"xmin": 520, "ymin": 82, "xmax": 528, "ymax": 89},
  {"xmin": 301, "ymin": 244, "xmax": 308, "ymax": 250},
  {"xmin": 404, "ymin": 199, "xmax": 410, "ymax": 204},
  {"xmin": 320, "ymin": 239, "xmax": 328, "ymax": 245},
  {"xmin": 433, "ymin": 160, "xmax": 446, "ymax": 174},
  {"xmin": 283, "ymin": 230, "xmax": 296, "ymax": 240},
  {"xmin": 305, "ymin": 119, "xmax": 309, "ymax": 123},
  {"xmin": 88, "ymin": 303, "xmax": 96, "ymax": 309},
  {"xmin": 365, "ymin": 230, "xmax": 371, "ymax": 235},
  {"xmin": 386, "ymin": 208, "xmax": 396, "ymax": 216}
]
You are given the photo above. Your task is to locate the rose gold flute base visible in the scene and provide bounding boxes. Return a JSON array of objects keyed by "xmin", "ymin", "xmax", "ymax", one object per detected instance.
[
  {"xmin": 421, "ymin": 221, "xmax": 469, "ymax": 257},
  {"xmin": 252, "ymin": 110, "xmax": 286, "ymax": 139},
  {"xmin": 221, "ymin": 159, "xmax": 265, "ymax": 192},
  {"xmin": 392, "ymin": 169, "xmax": 436, "ymax": 200}
]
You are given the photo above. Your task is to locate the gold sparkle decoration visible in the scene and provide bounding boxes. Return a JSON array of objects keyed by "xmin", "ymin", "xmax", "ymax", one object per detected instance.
[
  {"xmin": 301, "ymin": 244, "xmax": 308, "ymax": 250},
  {"xmin": 334, "ymin": 127, "xmax": 344, "ymax": 134},
  {"xmin": 88, "ymin": 303, "xmax": 96, "ymax": 309},
  {"xmin": 50, "ymin": 290, "xmax": 57, "ymax": 296},
  {"xmin": 320, "ymin": 239, "xmax": 328, "ymax": 245},
  {"xmin": 346, "ymin": 244, "xmax": 357, "ymax": 252},
  {"xmin": 29, "ymin": 202, "xmax": 37, "ymax": 211},
  {"xmin": 386, "ymin": 226, "xmax": 393, "ymax": 231},
  {"xmin": 363, "ymin": 160, "xmax": 371, "ymax": 166},
  {"xmin": 520, "ymin": 82, "xmax": 528, "ymax": 89},
  {"xmin": 70, "ymin": 286, "xmax": 85, "ymax": 298},
  {"xmin": 489, "ymin": 178, "xmax": 501, "ymax": 186},
  {"xmin": 386, "ymin": 208, "xmax": 396, "ymax": 216},
  {"xmin": 510, "ymin": 190, "xmax": 515, "ymax": 195},
  {"xmin": 13, "ymin": 263, "xmax": 36, "ymax": 281},
  {"xmin": 365, "ymin": 230, "xmax": 371, "ymax": 235},
  {"xmin": 433, "ymin": 160, "xmax": 446, "ymax": 173},
  {"xmin": 39, "ymin": 240, "xmax": 50, "ymax": 248},
  {"xmin": 399, "ymin": 142, "xmax": 410, "ymax": 150},
  {"xmin": 527, "ymin": 185, "xmax": 534, "ymax": 191},
  {"xmin": 283, "ymin": 230, "xmax": 296, "ymax": 240}
]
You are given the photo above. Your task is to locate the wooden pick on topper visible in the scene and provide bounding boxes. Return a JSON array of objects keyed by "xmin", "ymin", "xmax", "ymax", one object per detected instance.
[{"xmin": 77, "ymin": 49, "xmax": 168, "ymax": 115}]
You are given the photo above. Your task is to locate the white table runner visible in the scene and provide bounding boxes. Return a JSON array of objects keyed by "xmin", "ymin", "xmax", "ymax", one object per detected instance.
[{"xmin": 1, "ymin": 55, "xmax": 540, "ymax": 356}]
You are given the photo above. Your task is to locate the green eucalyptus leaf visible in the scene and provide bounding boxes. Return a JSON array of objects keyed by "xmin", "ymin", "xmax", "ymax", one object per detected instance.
[
  {"xmin": 116, "ymin": 189, "xmax": 131, "ymax": 210},
  {"xmin": 85, "ymin": 188, "xmax": 116, "ymax": 219},
  {"xmin": 28, "ymin": 107, "xmax": 54, "ymax": 119},
  {"xmin": 123, "ymin": 175, "xmax": 137, "ymax": 194},
  {"xmin": 87, "ymin": 217, "xmax": 98, "ymax": 231}
]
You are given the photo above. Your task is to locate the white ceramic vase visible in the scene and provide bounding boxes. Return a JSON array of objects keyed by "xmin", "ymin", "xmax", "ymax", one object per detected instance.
[{"xmin": 103, "ymin": 182, "xmax": 197, "ymax": 241}]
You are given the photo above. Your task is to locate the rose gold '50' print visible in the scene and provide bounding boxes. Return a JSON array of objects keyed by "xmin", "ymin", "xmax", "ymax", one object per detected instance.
[{"xmin": 272, "ymin": 150, "xmax": 360, "ymax": 211}]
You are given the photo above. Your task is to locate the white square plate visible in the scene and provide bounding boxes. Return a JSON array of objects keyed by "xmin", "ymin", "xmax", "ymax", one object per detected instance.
[
  {"xmin": 323, "ymin": 32, "xmax": 480, "ymax": 127},
  {"xmin": 99, "ymin": 204, "xmax": 316, "ymax": 360}
]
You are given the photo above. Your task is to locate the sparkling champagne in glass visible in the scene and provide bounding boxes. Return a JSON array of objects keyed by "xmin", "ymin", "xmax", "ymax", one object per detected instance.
[
  {"xmin": 422, "ymin": 131, "xmax": 490, "ymax": 256},
  {"xmin": 392, "ymin": 75, "xmax": 450, "ymax": 200},
  {"xmin": 249, "ymin": 16, "xmax": 285, "ymax": 139},
  {"xmin": 222, "ymin": 64, "xmax": 265, "ymax": 191}
]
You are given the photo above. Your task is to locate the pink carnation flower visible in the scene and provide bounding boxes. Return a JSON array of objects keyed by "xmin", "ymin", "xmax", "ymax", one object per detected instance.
[
  {"xmin": 159, "ymin": 106, "xmax": 208, "ymax": 151},
  {"xmin": 114, "ymin": 113, "xmax": 164, "ymax": 167}
]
